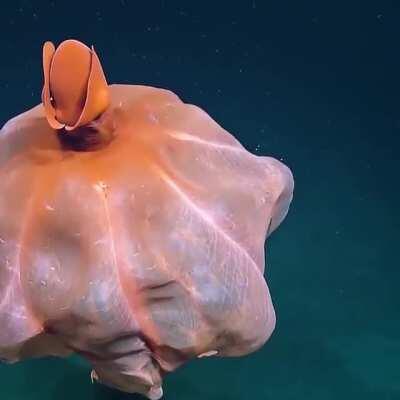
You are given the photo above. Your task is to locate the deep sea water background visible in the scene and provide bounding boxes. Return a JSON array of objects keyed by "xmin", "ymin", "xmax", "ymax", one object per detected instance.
[{"xmin": 0, "ymin": 1, "xmax": 398, "ymax": 399}]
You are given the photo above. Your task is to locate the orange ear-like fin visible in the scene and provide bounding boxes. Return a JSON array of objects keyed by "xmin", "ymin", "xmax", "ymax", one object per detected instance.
[
  {"xmin": 41, "ymin": 41, "xmax": 65, "ymax": 130},
  {"xmin": 65, "ymin": 46, "xmax": 110, "ymax": 131}
]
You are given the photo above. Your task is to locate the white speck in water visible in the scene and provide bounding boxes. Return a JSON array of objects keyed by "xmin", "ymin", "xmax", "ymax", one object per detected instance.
[{"xmin": 40, "ymin": 280, "xmax": 47, "ymax": 287}]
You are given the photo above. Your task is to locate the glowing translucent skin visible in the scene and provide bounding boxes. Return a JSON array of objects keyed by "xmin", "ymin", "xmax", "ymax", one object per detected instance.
[{"xmin": 0, "ymin": 85, "xmax": 294, "ymax": 399}]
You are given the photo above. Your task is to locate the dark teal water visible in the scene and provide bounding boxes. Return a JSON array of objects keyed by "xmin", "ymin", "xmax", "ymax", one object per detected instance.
[{"xmin": 0, "ymin": 1, "xmax": 399, "ymax": 399}]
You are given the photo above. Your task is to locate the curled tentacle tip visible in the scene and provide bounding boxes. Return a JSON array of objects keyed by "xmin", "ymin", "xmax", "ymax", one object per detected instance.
[
  {"xmin": 148, "ymin": 386, "xmax": 163, "ymax": 400},
  {"xmin": 41, "ymin": 39, "xmax": 110, "ymax": 132}
]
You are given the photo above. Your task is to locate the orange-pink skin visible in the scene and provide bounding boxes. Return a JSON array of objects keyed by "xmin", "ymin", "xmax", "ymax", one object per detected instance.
[
  {"xmin": 0, "ymin": 40, "xmax": 294, "ymax": 400},
  {"xmin": 42, "ymin": 39, "xmax": 109, "ymax": 131}
]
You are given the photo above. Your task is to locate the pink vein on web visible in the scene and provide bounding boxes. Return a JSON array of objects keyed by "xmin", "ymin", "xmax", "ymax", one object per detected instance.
[
  {"xmin": 165, "ymin": 129, "xmax": 250, "ymax": 154},
  {"xmin": 152, "ymin": 165, "xmax": 263, "ymax": 280}
]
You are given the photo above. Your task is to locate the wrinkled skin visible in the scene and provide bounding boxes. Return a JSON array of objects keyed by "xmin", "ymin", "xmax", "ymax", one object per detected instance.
[{"xmin": 0, "ymin": 85, "xmax": 294, "ymax": 399}]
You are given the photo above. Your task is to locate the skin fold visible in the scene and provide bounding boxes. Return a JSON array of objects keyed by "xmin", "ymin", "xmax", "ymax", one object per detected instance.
[{"xmin": 0, "ymin": 40, "xmax": 294, "ymax": 399}]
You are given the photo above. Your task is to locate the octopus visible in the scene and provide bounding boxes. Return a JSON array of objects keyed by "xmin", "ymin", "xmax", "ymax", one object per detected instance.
[{"xmin": 0, "ymin": 39, "xmax": 294, "ymax": 399}]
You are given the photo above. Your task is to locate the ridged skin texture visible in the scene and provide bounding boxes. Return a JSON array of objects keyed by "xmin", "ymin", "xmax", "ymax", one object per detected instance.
[{"xmin": 0, "ymin": 84, "xmax": 294, "ymax": 399}]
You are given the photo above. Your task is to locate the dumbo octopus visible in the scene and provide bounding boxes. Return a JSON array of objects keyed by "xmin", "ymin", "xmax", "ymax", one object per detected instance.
[{"xmin": 0, "ymin": 40, "xmax": 294, "ymax": 399}]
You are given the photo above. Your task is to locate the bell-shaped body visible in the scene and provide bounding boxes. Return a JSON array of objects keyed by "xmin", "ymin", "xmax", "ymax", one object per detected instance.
[{"xmin": 0, "ymin": 85, "xmax": 293, "ymax": 399}]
